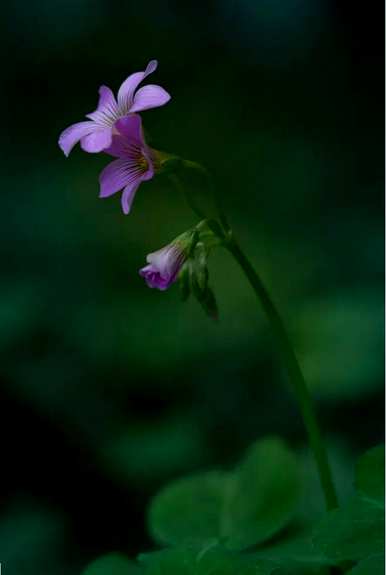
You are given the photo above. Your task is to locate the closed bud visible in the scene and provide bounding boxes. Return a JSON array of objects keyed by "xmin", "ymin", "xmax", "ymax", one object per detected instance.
[
  {"xmin": 196, "ymin": 285, "xmax": 219, "ymax": 320},
  {"xmin": 191, "ymin": 242, "xmax": 209, "ymax": 292},
  {"xmin": 179, "ymin": 264, "xmax": 191, "ymax": 301}
]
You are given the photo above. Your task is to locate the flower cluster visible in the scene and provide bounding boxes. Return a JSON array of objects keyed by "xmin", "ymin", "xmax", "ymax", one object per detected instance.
[
  {"xmin": 59, "ymin": 59, "xmax": 170, "ymax": 214},
  {"xmin": 59, "ymin": 60, "xmax": 218, "ymax": 308}
]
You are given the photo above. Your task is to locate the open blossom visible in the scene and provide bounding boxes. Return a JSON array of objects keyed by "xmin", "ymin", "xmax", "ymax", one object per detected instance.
[
  {"xmin": 139, "ymin": 239, "xmax": 190, "ymax": 291},
  {"xmin": 58, "ymin": 60, "xmax": 170, "ymax": 157},
  {"xmin": 99, "ymin": 114, "xmax": 158, "ymax": 214}
]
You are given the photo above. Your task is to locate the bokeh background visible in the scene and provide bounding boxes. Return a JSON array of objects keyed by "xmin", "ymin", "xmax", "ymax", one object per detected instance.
[{"xmin": 2, "ymin": 1, "xmax": 384, "ymax": 573}]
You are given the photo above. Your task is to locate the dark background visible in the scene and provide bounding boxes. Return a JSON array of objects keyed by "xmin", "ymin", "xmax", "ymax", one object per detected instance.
[{"xmin": 2, "ymin": 1, "xmax": 384, "ymax": 573}]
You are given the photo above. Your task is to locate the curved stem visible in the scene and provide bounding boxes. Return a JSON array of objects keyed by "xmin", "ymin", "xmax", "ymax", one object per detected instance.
[
  {"xmin": 225, "ymin": 235, "xmax": 338, "ymax": 511},
  {"xmin": 182, "ymin": 160, "xmax": 231, "ymax": 232},
  {"xmin": 170, "ymin": 174, "xmax": 226, "ymax": 240},
  {"xmin": 170, "ymin": 173, "xmax": 207, "ymax": 221},
  {"xmin": 176, "ymin": 159, "xmax": 338, "ymax": 510}
]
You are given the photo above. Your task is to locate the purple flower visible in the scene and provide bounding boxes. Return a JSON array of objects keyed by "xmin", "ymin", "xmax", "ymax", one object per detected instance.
[
  {"xmin": 58, "ymin": 60, "xmax": 170, "ymax": 157},
  {"xmin": 99, "ymin": 114, "xmax": 156, "ymax": 214},
  {"xmin": 139, "ymin": 242, "xmax": 188, "ymax": 291}
]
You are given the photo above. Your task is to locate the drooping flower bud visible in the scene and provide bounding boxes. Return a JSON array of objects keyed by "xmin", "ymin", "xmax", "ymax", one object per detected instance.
[
  {"xmin": 177, "ymin": 239, "xmax": 219, "ymax": 319},
  {"xmin": 139, "ymin": 223, "xmax": 219, "ymax": 319},
  {"xmin": 190, "ymin": 242, "xmax": 209, "ymax": 292},
  {"xmin": 139, "ymin": 231, "xmax": 195, "ymax": 291}
]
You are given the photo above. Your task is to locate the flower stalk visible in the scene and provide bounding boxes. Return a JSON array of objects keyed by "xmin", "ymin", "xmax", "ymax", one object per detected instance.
[
  {"xmin": 224, "ymin": 234, "xmax": 339, "ymax": 511},
  {"xmin": 181, "ymin": 159, "xmax": 231, "ymax": 233},
  {"xmin": 177, "ymin": 159, "xmax": 339, "ymax": 511}
]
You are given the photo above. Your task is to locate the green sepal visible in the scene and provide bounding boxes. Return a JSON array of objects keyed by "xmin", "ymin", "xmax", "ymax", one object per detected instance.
[
  {"xmin": 155, "ymin": 154, "xmax": 183, "ymax": 176},
  {"xmin": 179, "ymin": 264, "xmax": 191, "ymax": 302},
  {"xmin": 194, "ymin": 284, "xmax": 219, "ymax": 320},
  {"xmin": 187, "ymin": 230, "xmax": 200, "ymax": 257},
  {"xmin": 191, "ymin": 243, "xmax": 209, "ymax": 292}
]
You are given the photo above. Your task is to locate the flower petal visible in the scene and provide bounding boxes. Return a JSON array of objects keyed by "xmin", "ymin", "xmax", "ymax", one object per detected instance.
[
  {"xmin": 139, "ymin": 265, "xmax": 166, "ymax": 290},
  {"xmin": 147, "ymin": 245, "xmax": 182, "ymax": 278},
  {"xmin": 103, "ymin": 134, "xmax": 128, "ymax": 158},
  {"xmin": 139, "ymin": 263, "xmax": 177, "ymax": 290},
  {"xmin": 117, "ymin": 60, "xmax": 158, "ymax": 112},
  {"xmin": 115, "ymin": 114, "xmax": 144, "ymax": 146},
  {"xmin": 99, "ymin": 158, "xmax": 142, "ymax": 198},
  {"xmin": 105, "ymin": 115, "xmax": 146, "ymax": 159},
  {"xmin": 121, "ymin": 180, "xmax": 141, "ymax": 214},
  {"xmin": 130, "ymin": 85, "xmax": 171, "ymax": 113},
  {"xmin": 86, "ymin": 85, "xmax": 119, "ymax": 126},
  {"xmin": 97, "ymin": 85, "xmax": 117, "ymax": 110},
  {"xmin": 58, "ymin": 121, "xmax": 96, "ymax": 157},
  {"xmin": 80, "ymin": 127, "xmax": 112, "ymax": 153}
]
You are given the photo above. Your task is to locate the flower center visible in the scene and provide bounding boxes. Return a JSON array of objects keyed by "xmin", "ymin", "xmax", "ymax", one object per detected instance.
[{"xmin": 138, "ymin": 155, "xmax": 149, "ymax": 172}]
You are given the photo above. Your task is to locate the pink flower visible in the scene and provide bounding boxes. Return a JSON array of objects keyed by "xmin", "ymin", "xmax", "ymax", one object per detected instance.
[
  {"xmin": 99, "ymin": 114, "xmax": 156, "ymax": 214},
  {"xmin": 58, "ymin": 60, "xmax": 170, "ymax": 157},
  {"xmin": 139, "ymin": 243, "xmax": 187, "ymax": 291}
]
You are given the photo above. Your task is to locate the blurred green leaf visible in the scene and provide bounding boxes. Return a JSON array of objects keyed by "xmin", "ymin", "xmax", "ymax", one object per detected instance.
[
  {"xmin": 149, "ymin": 470, "xmax": 228, "ymax": 545},
  {"xmin": 225, "ymin": 438, "xmax": 300, "ymax": 550},
  {"xmin": 0, "ymin": 501, "xmax": 68, "ymax": 575},
  {"xmin": 296, "ymin": 442, "xmax": 356, "ymax": 525},
  {"xmin": 140, "ymin": 547, "xmax": 196, "ymax": 575},
  {"xmin": 312, "ymin": 496, "xmax": 384, "ymax": 563},
  {"xmin": 139, "ymin": 545, "xmax": 275, "ymax": 575},
  {"xmin": 346, "ymin": 554, "xmax": 385, "ymax": 575},
  {"xmin": 148, "ymin": 437, "xmax": 300, "ymax": 550},
  {"xmin": 253, "ymin": 530, "xmax": 329, "ymax": 566},
  {"xmin": 82, "ymin": 553, "xmax": 143, "ymax": 575},
  {"xmin": 297, "ymin": 294, "xmax": 383, "ymax": 399},
  {"xmin": 271, "ymin": 566, "xmax": 327, "ymax": 575},
  {"xmin": 100, "ymin": 417, "xmax": 207, "ymax": 484},
  {"xmin": 355, "ymin": 445, "xmax": 385, "ymax": 506}
]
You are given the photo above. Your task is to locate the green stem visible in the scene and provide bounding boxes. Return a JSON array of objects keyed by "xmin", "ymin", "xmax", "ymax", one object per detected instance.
[
  {"xmin": 170, "ymin": 174, "xmax": 226, "ymax": 240},
  {"xmin": 181, "ymin": 160, "xmax": 231, "ymax": 232},
  {"xmin": 225, "ymin": 235, "xmax": 338, "ymax": 511},
  {"xmin": 177, "ymin": 159, "xmax": 338, "ymax": 510},
  {"xmin": 170, "ymin": 173, "xmax": 207, "ymax": 221}
]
